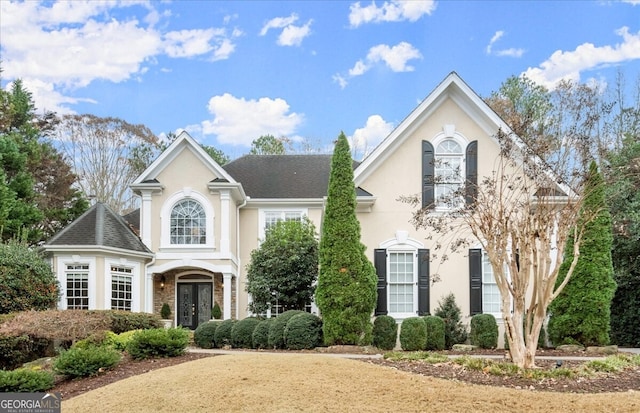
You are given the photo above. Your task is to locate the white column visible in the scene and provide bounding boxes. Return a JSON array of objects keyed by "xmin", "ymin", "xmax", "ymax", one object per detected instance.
[
  {"xmin": 141, "ymin": 191, "xmax": 153, "ymax": 249},
  {"xmin": 223, "ymin": 273, "xmax": 232, "ymax": 319},
  {"xmin": 220, "ymin": 190, "xmax": 231, "ymax": 254},
  {"xmin": 146, "ymin": 271, "xmax": 154, "ymax": 313}
]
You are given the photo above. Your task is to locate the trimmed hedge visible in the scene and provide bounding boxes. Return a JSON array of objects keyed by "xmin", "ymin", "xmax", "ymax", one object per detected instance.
[
  {"xmin": 231, "ymin": 318, "xmax": 261, "ymax": 349},
  {"xmin": 400, "ymin": 317, "xmax": 427, "ymax": 351},
  {"xmin": 284, "ymin": 313, "xmax": 323, "ymax": 350},
  {"xmin": 53, "ymin": 345, "xmax": 121, "ymax": 378},
  {"xmin": 213, "ymin": 319, "xmax": 236, "ymax": 348},
  {"xmin": 424, "ymin": 315, "xmax": 446, "ymax": 351},
  {"xmin": 0, "ymin": 369, "xmax": 55, "ymax": 392},
  {"xmin": 268, "ymin": 310, "xmax": 305, "ymax": 349},
  {"xmin": 194, "ymin": 321, "xmax": 221, "ymax": 349},
  {"xmin": 252, "ymin": 319, "xmax": 273, "ymax": 349},
  {"xmin": 105, "ymin": 310, "xmax": 162, "ymax": 333},
  {"xmin": 126, "ymin": 328, "xmax": 190, "ymax": 360},
  {"xmin": 372, "ymin": 315, "xmax": 398, "ymax": 350},
  {"xmin": 470, "ymin": 314, "xmax": 498, "ymax": 349}
]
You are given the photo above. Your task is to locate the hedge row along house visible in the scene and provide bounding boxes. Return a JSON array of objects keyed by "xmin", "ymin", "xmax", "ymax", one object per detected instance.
[{"xmin": 42, "ymin": 72, "xmax": 569, "ymax": 335}]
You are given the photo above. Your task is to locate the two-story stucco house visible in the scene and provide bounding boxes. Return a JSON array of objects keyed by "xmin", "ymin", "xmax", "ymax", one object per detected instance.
[{"xmin": 43, "ymin": 72, "xmax": 562, "ymax": 330}]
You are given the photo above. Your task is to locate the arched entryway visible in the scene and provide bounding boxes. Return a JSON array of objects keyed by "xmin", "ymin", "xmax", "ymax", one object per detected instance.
[{"xmin": 176, "ymin": 272, "xmax": 216, "ymax": 329}]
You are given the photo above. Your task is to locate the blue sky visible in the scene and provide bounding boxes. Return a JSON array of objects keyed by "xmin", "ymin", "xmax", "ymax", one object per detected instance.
[{"xmin": 1, "ymin": 0, "xmax": 639, "ymax": 160}]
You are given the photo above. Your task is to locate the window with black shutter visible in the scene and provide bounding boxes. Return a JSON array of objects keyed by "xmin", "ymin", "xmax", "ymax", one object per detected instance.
[{"xmin": 469, "ymin": 248, "xmax": 483, "ymax": 315}]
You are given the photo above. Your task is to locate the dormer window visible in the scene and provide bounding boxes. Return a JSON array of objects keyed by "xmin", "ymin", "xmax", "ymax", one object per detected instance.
[{"xmin": 170, "ymin": 199, "xmax": 206, "ymax": 245}]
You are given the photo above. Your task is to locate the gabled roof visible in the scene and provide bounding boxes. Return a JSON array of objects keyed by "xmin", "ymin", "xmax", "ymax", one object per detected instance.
[
  {"xmin": 223, "ymin": 155, "xmax": 366, "ymax": 199},
  {"xmin": 44, "ymin": 203, "xmax": 151, "ymax": 254}
]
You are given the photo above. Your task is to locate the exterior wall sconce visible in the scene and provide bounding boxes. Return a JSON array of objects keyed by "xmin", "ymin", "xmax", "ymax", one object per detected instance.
[{"xmin": 160, "ymin": 275, "xmax": 166, "ymax": 290}]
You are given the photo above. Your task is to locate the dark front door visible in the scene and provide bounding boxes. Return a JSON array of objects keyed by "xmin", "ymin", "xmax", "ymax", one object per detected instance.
[{"xmin": 177, "ymin": 283, "xmax": 212, "ymax": 329}]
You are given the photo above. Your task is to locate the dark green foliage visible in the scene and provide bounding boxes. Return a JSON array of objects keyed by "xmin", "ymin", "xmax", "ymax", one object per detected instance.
[
  {"xmin": 126, "ymin": 328, "xmax": 190, "ymax": 360},
  {"xmin": 194, "ymin": 321, "xmax": 221, "ymax": 349},
  {"xmin": 0, "ymin": 369, "xmax": 55, "ymax": 392},
  {"xmin": 548, "ymin": 162, "xmax": 616, "ymax": 347},
  {"xmin": 0, "ymin": 335, "xmax": 51, "ymax": 370},
  {"xmin": 246, "ymin": 217, "xmax": 318, "ymax": 314},
  {"xmin": 316, "ymin": 132, "xmax": 377, "ymax": 345},
  {"xmin": 105, "ymin": 310, "xmax": 162, "ymax": 333},
  {"xmin": 213, "ymin": 319, "xmax": 236, "ymax": 348},
  {"xmin": 399, "ymin": 317, "xmax": 427, "ymax": 351},
  {"xmin": 231, "ymin": 318, "xmax": 261, "ymax": 349},
  {"xmin": 160, "ymin": 303, "xmax": 171, "ymax": 319},
  {"xmin": 212, "ymin": 302, "xmax": 222, "ymax": 320},
  {"xmin": 470, "ymin": 314, "xmax": 498, "ymax": 349},
  {"xmin": 433, "ymin": 293, "xmax": 468, "ymax": 349},
  {"xmin": 252, "ymin": 318, "xmax": 273, "ymax": 349},
  {"xmin": 284, "ymin": 313, "xmax": 323, "ymax": 350},
  {"xmin": 372, "ymin": 315, "xmax": 398, "ymax": 350},
  {"xmin": 268, "ymin": 310, "xmax": 304, "ymax": 349},
  {"xmin": 53, "ymin": 345, "xmax": 121, "ymax": 378},
  {"xmin": 423, "ymin": 316, "xmax": 446, "ymax": 351},
  {"xmin": 610, "ymin": 269, "xmax": 640, "ymax": 346},
  {"xmin": 0, "ymin": 241, "xmax": 59, "ymax": 314},
  {"xmin": 504, "ymin": 325, "xmax": 547, "ymax": 350}
]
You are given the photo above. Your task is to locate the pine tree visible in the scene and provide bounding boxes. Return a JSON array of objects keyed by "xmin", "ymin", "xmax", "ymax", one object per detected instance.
[
  {"xmin": 434, "ymin": 293, "xmax": 468, "ymax": 349},
  {"xmin": 315, "ymin": 132, "xmax": 377, "ymax": 345},
  {"xmin": 548, "ymin": 161, "xmax": 616, "ymax": 346}
]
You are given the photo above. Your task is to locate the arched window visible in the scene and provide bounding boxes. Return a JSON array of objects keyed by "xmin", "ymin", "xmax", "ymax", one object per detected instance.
[
  {"xmin": 170, "ymin": 199, "xmax": 206, "ymax": 245},
  {"xmin": 435, "ymin": 139, "xmax": 463, "ymax": 207}
]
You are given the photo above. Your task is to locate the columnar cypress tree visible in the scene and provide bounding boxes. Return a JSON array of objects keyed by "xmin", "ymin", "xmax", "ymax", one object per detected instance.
[
  {"xmin": 315, "ymin": 132, "xmax": 377, "ymax": 345},
  {"xmin": 548, "ymin": 161, "xmax": 616, "ymax": 346}
]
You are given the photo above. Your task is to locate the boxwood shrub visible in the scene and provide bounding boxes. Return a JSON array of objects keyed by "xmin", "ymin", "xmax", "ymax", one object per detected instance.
[
  {"xmin": 284, "ymin": 313, "xmax": 323, "ymax": 350},
  {"xmin": 194, "ymin": 321, "xmax": 221, "ymax": 349},
  {"xmin": 53, "ymin": 345, "xmax": 121, "ymax": 378},
  {"xmin": 252, "ymin": 319, "xmax": 273, "ymax": 349},
  {"xmin": 424, "ymin": 315, "xmax": 446, "ymax": 351},
  {"xmin": 231, "ymin": 318, "xmax": 261, "ymax": 349},
  {"xmin": 470, "ymin": 314, "xmax": 498, "ymax": 349},
  {"xmin": 213, "ymin": 319, "xmax": 236, "ymax": 348},
  {"xmin": 372, "ymin": 315, "xmax": 398, "ymax": 350},
  {"xmin": 268, "ymin": 310, "xmax": 305, "ymax": 349},
  {"xmin": 105, "ymin": 310, "xmax": 162, "ymax": 333},
  {"xmin": 126, "ymin": 327, "xmax": 190, "ymax": 360},
  {"xmin": 0, "ymin": 369, "xmax": 55, "ymax": 392},
  {"xmin": 400, "ymin": 317, "xmax": 427, "ymax": 351}
]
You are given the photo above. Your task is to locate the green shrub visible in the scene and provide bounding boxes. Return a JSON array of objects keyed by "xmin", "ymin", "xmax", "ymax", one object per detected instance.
[
  {"xmin": 194, "ymin": 321, "xmax": 221, "ymax": 349},
  {"xmin": 470, "ymin": 314, "xmax": 498, "ymax": 349},
  {"xmin": 423, "ymin": 316, "xmax": 446, "ymax": 351},
  {"xmin": 73, "ymin": 331, "xmax": 111, "ymax": 349},
  {"xmin": 53, "ymin": 346, "xmax": 121, "ymax": 378},
  {"xmin": 105, "ymin": 330, "xmax": 138, "ymax": 351},
  {"xmin": 160, "ymin": 303, "xmax": 171, "ymax": 319},
  {"xmin": 268, "ymin": 310, "xmax": 305, "ymax": 349},
  {"xmin": 372, "ymin": 315, "xmax": 398, "ymax": 350},
  {"xmin": 504, "ymin": 324, "xmax": 546, "ymax": 350},
  {"xmin": 284, "ymin": 313, "xmax": 323, "ymax": 350},
  {"xmin": 126, "ymin": 328, "xmax": 190, "ymax": 360},
  {"xmin": 231, "ymin": 318, "xmax": 261, "ymax": 349},
  {"xmin": 105, "ymin": 310, "xmax": 162, "ymax": 333},
  {"xmin": 433, "ymin": 293, "xmax": 468, "ymax": 349},
  {"xmin": 0, "ymin": 369, "xmax": 55, "ymax": 392},
  {"xmin": 252, "ymin": 319, "xmax": 273, "ymax": 349},
  {"xmin": 213, "ymin": 319, "xmax": 236, "ymax": 348},
  {"xmin": 0, "ymin": 334, "xmax": 51, "ymax": 370},
  {"xmin": 399, "ymin": 317, "xmax": 427, "ymax": 351},
  {"xmin": 212, "ymin": 302, "xmax": 222, "ymax": 320}
]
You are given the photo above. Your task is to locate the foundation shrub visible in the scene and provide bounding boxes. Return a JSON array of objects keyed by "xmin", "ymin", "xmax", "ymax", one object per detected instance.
[
  {"xmin": 372, "ymin": 315, "xmax": 398, "ymax": 350},
  {"xmin": 53, "ymin": 345, "xmax": 121, "ymax": 378},
  {"xmin": 399, "ymin": 317, "xmax": 427, "ymax": 351},
  {"xmin": 470, "ymin": 314, "xmax": 498, "ymax": 349},
  {"xmin": 268, "ymin": 310, "xmax": 305, "ymax": 349},
  {"xmin": 0, "ymin": 369, "xmax": 55, "ymax": 392},
  {"xmin": 433, "ymin": 293, "xmax": 468, "ymax": 349},
  {"xmin": 284, "ymin": 313, "xmax": 323, "ymax": 350},
  {"xmin": 231, "ymin": 318, "xmax": 261, "ymax": 349},
  {"xmin": 213, "ymin": 319, "xmax": 236, "ymax": 348},
  {"xmin": 126, "ymin": 328, "xmax": 190, "ymax": 360},
  {"xmin": 194, "ymin": 321, "xmax": 221, "ymax": 349},
  {"xmin": 105, "ymin": 310, "xmax": 162, "ymax": 333},
  {"xmin": 0, "ymin": 334, "xmax": 51, "ymax": 370},
  {"xmin": 252, "ymin": 318, "xmax": 273, "ymax": 349},
  {"xmin": 423, "ymin": 315, "xmax": 446, "ymax": 351}
]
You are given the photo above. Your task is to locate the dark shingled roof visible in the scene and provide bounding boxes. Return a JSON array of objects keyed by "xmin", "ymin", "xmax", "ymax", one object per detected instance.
[
  {"xmin": 223, "ymin": 155, "xmax": 367, "ymax": 199},
  {"xmin": 46, "ymin": 203, "xmax": 151, "ymax": 254},
  {"xmin": 122, "ymin": 208, "xmax": 140, "ymax": 234}
]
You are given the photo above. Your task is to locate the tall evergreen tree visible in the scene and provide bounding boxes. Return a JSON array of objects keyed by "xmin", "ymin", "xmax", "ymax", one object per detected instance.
[
  {"xmin": 548, "ymin": 161, "xmax": 616, "ymax": 346},
  {"xmin": 315, "ymin": 132, "xmax": 377, "ymax": 345}
]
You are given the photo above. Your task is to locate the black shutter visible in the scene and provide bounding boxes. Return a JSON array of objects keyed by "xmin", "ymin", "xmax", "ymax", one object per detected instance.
[
  {"xmin": 422, "ymin": 140, "xmax": 435, "ymax": 209},
  {"xmin": 465, "ymin": 140, "xmax": 478, "ymax": 207},
  {"xmin": 469, "ymin": 248, "xmax": 483, "ymax": 315},
  {"xmin": 374, "ymin": 249, "xmax": 387, "ymax": 316},
  {"xmin": 417, "ymin": 249, "xmax": 430, "ymax": 316}
]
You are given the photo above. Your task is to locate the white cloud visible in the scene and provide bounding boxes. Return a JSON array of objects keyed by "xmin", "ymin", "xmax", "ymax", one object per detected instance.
[
  {"xmin": 201, "ymin": 94, "xmax": 304, "ymax": 146},
  {"xmin": 349, "ymin": 115, "xmax": 394, "ymax": 159},
  {"xmin": 349, "ymin": 0, "xmax": 436, "ymax": 27},
  {"xmin": 348, "ymin": 60, "xmax": 369, "ymax": 76},
  {"xmin": 622, "ymin": 0, "xmax": 640, "ymax": 5},
  {"xmin": 486, "ymin": 30, "xmax": 524, "ymax": 58},
  {"xmin": 333, "ymin": 74, "xmax": 348, "ymax": 89},
  {"xmin": 260, "ymin": 14, "xmax": 299, "ymax": 35},
  {"xmin": 523, "ymin": 26, "xmax": 640, "ymax": 90},
  {"xmin": 260, "ymin": 13, "xmax": 312, "ymax": 46}
]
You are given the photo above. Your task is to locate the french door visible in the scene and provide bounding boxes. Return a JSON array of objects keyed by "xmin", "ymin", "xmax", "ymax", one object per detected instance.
[{"xmin": 177, "ymin": 283, "xmax": 212, "ymax": 329}]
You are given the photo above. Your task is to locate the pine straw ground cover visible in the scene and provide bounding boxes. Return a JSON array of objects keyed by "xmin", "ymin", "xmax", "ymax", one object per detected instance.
[{"xmin": 56, "ymin": 352, "xmax": 640, "ymax": 413}]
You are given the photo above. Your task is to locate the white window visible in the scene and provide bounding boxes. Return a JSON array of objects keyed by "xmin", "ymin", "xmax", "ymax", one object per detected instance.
[
  {"xmin": 482, "ymin": 252, "xmax": 503, "ymax": 315},
  {"xmin": 388, "ymin": 251, "xmax": 416, "ymax": 314},
  {"xmin": 435, "ymin": 139, "xmax": 464, "ymax": 208},
  {"xmin": 111, "ymin": 266, "xmax": 133, "ymax": 311},
  {"xmin": 259, "ymin": 209, "xmax": 306, "ymax": 239},
  {"xmin": 170, "ymin": 199, "xmax": 206, "ymax": 245},
  {"xmin": 66, "ymin": 264, "xmax": 89, "ymax": 310}
]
